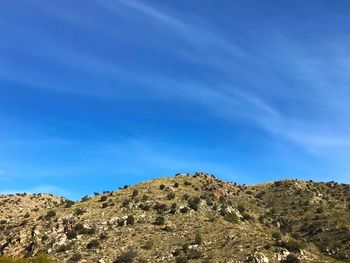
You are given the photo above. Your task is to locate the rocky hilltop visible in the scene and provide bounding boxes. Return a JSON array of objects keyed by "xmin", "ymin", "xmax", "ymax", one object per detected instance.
[{"xmin": 1, "ymin": 173, "xmax": 350, "ymax": 263}]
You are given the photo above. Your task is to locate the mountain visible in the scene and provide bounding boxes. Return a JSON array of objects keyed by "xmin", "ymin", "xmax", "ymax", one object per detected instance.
[{"xmin": 1, "ymin": 173, "xmax": 350, "ymax": 263}]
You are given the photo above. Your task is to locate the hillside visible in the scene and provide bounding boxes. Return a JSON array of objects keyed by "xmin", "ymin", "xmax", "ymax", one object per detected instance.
[{"xmin": 1, "ymin": 173, "xmax": 350, "ymax": 263}]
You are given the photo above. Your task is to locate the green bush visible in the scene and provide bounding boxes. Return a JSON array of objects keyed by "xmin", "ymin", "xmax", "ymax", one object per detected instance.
[
  {"xmin": 45, "ymin": 210, "xmax": 56, "ymax": 220},
  {"xmin": 194, "ymin": 233, "xmax": 203, "ymax": 245},
  {"xmin": 272, "ymin": 232, "xmax": 282, "ymax": 240},
  {"xmin": 74, "ymin": 208, "xmax": 86, "ymax": 216},
  {"xmin": 186, "ymin": 249, "xmax": 203, "ymax": 259},
  {"xmin": 223, "ymin": 213, "xmax": 239, "ymax": 224},
  {"xmin": 67, "ymin": 254, "xmax": 82, "ymax": 263},
  {"xmin": 0, "ymin": 255, "xmax": 54, "ymax": 263},
  {"xmin": 153, "ymin": 203, "xmax": 168, "ymax": 213},
  {"xmin": 81, "ymin": 195, "xmax": 90, "ymax": 202},
  {"xmin": 56, "ymin": 242, "xmax": 73, "ymax": 252},
  {"xmin": 154, "ymin": 216, "xmax": 165, "ymax": 225},
  {"xmin": 74, "ymin": 224, "xmax": 95, "ymax": 235},
  {"xmin": 166, "ymin": 192, "xmax": 175, "ymax": 200},
  {"xmin": 139, "ymin": 203, "xmax": 150, "ymax": 211},
  {"xmin": 280, "ymin": 239, "xmax": 304, "ymax": 253},
  {"xmin": 141, "ymin": 240, "xmax": 154, "ymax": 250},
  {"xmin": 126, "ymin": 215, "xmax": 135, "ymax": 225},
  {"xmin": 180, "ymin": 207, "xmax": 189, "ymax": 213},
  {"xmin": 241, "ymin": 212, "xmax": 253, "ymax": 221},
  {"xmin": 175, "ymin": 256, "xmax": 188, "ymax": 263},
  {"xmin": 237, "ymin": 204, "xmax": 246, "ymax": 213},
  {"xmin": 161, "ymin": 226, "xmax": 174, "ymax": 232},
  {"xmin": 132, "ymin": 189, "xmax": 139, "ymax": 198},
  {"xmin": 188, "ymin": 197, "xmax": 200, "ymax": 211},
  {"xmin": 121, "ymin": 199, "xmax": 130, "ymax": 208},
  {"xmin": 86, "ymin": 239, "xmax": 100, "ymax": 249},
  {"xmin": 282, "ymin": 254, "xmax": 300, "ymax": 263},
  {"xmin": 66, "ymin": 230, "xmax": 77, "ymax": 240},
  {"xmin": 114, "ymin": 248, "xmax": 137, "ymax": 263},
  {"xmin": 64, "ymin": 200, "xmax": 74, "ymax": 208}
]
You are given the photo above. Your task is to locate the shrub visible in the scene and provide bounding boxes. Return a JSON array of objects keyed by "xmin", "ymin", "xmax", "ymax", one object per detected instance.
[
  {"xmin": 45, "ymin": 210, "xmax": 56, "ymax": 220},
  {"xmin": 117, "ymin": 219, "xmax": 125, "ymax": 227},
  {"xmin": 56, "ymin": 242, "xmax": 73, "ymax": 252},
  {"xmin": 121, "ymin": 199, "xmax": 130, "ymax": 208},
  {"xmin": 68, "ymin": 253, "xmax": 82, "ymax": 262},
  {"xmin": 219, "ymin": 196, "xmax": 226, "ymax": 204},
  {"xmin": 166, "ymin": 192, "xmax": 175, "ymax": 200},
  {"xmin": 132, "ymin": 189, "xmax": 139, "ymax": 198},
  {"xmin": 66, "ymin": 230, "xmax": 77, "ymax": 240},
  {"xmin": 187, "ymin": 196, "xmax": 201, "ymax": 211},
  {"xmin": 74, "ymin": 223, "xmax": 84, "ymax": 232},
  {"xmin": 101, "ymin": 202, "xmax": 108, "ymax": 208},
  {"xmin": 272, "ymin": 232, "xmax": 282, "ymax": 240},
  {"xmin": 74, "ymin": 224, "xmax": 95, "ymax": 235},
  {"xmin": 223, "ymin": 213, "xmax": 239, "ymax": 224},
  {"xmin": 237, "ymin": 204, "xmax": 246, "ymax": 213},
  {"xmin": 175, "ymin": 256, "xmax": 188, "ymax": 263},
  {"xmin": 31, "ymin": 255, "xmax": 55, "ymax": 263},
  {"xmin": 99, "ymin": 232, "xmax": 108, "ymax": 240},
  {"xmin": 0, "ymin": 254, "xmax": 55, "ymax": 263},
  {"xmin": 173, "ymin": 249, "xmax": 181, "ymax": 256},
  {"xmin": 282, "ymin": 254, "xmax": 300, "ymax": 263},
  {"xmin": 139, "ymin": 203, "xmax": 150, "ymax": 211},
  {"xmin": 316, "ymin": 207, "xmax": 324, "ymax": 213},
  {"xmin": 186, "ymin": 249, "xmax": 203, "ymax": 259},
  {"xmin": 162, "ymin": 226, "xmax": 174, "ymax": 232},
  {"xmin": 81, "ymin": 195, "xmax": 90, "ymax": 202},
  {"xmin": 100, "ymin": 195, "xmax": 107, "ymax": 202},
  {"xmin": 86, "ymin": 239, "xmax": 100, "ymax": 249},
  {"xmin": 280, "ymin": 239, "xmax": 304, "ymax": 253},
  {"xmin": 180, "ymin": 207, "xmax": 189, "ymax": 213},
  {"xmin": 159, "ymin": 184, "xmax": 165, "ymax": 190},
  {"xmin": 154, "ymin": 216, "xmax": 165, "ymax": 225},
  {"xmin": 41, "ymin": 235, "xmax": 48, "ymax": 243},
  {"xmin": 126, "ymin": 215, "xmax": 135, "ymax": 225},
  {"xmin": 74, "ymin": 208, "xmax": 86, "ymax": 216},
  {"xmin": 114, "ymin": 248, "xmax": 137, "ymax": 263},
  {"xmin": 174, "ymin": 182, "xmax": 179, "ymax": 188},
  {"xmin": 241, "ymin": 212, "xmax": 253, "ymax": 221},
  {"xmin": 153, "ymin": 203, "xmax": 168, "ymax": 213},
  {"xmin": 141, "ymin": 240, "xmax": 154, "ymax": 250},
  {"xmin": 194, "ymin": 233, "xmax": 203, "ymax": 245}
]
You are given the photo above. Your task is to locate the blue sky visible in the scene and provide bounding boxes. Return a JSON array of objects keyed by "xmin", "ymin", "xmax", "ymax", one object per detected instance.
[{"xmin": 1, "ymin": 0, "xmax": 350, "ymax": 199}]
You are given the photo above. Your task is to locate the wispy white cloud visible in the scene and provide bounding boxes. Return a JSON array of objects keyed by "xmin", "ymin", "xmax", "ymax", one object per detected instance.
[
  {"xmin": 2, "ymin": 0, "xmax": 350, "ymax": 183},
  {"xmin": 97, "ymin": 0, "xmax": 247, "ymax": 69},
  {"xmin": 0, "ymin": 170, "xmax": 16, "ymax": 182}
]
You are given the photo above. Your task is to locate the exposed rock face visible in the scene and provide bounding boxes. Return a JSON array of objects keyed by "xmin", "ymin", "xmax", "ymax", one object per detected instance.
[{"xmin": 1, "ymin": 173, "xmax": 350, "ymax": 262}]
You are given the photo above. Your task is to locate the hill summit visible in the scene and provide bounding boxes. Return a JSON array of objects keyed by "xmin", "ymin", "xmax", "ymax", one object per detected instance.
[{"xmin": 1, "ymin": 173, "xmax": 350, "ymax": 262}]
